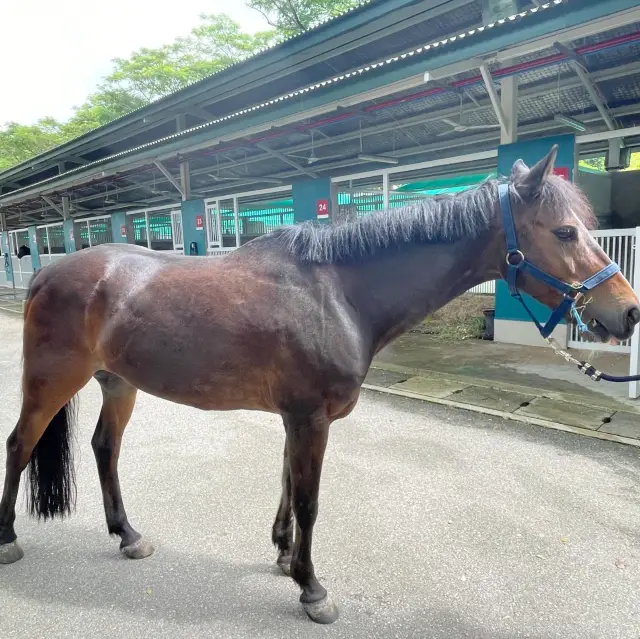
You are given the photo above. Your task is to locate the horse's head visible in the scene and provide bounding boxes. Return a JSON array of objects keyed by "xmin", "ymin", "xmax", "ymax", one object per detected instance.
[
  {"xmin": 505, "ymin": 145, "xmax": 640, "ymax": 342},
  {"xmin": 17, "ymin": 245, "xmax": 31, "ymax": 259}
]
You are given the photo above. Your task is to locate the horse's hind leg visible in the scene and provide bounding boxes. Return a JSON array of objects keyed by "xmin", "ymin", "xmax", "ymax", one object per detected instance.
[
  {"xmin": 92, "ymin": 371, "xmax": 153, "ymax": 559},
  {"xmin": 0, "ymin": 367, "xmax": 91, "ymax": 564},
  {"xmin": 283, "ymin": 410, "xmax": 339, "ymax": 624},
  {"xmin": 271, "ymin": 439, "xmax": 293, "ymax": 576}
]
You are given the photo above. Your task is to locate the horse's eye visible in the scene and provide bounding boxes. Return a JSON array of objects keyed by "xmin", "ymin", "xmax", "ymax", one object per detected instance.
[{"xmin": 553, "ymin": 227, "xmax": 577, "ymax": 242}]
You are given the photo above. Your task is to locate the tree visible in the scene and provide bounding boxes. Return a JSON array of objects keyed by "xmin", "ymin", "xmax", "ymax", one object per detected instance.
[
  {"xmin": 62, "ymin": 89, "xmax": 147, "ymax": 138},
  {"xmin": 579, "ymin": 157, "xmax": 606, "ymax": 172},
  {"xmin": 0, "ymin": 14, "xmax": 275, "ymax": 171},
  {"xmin": 246, "ymin": 0, "xmax": 359, "ymax": 36},
  {"xmin": 103, "ymin": 14, "xmax": 277, "ymax": 104},
  {"xmin": 579, "ymin": 153, "xmax": 640, "ymax": 172},
  {"xmin": 0, "ymin": 118, "xmax": 65, "ymax": 172}
]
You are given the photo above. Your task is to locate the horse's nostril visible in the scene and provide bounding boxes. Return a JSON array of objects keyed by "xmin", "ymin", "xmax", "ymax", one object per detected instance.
[{"xmin": 627, "ymin": 306, "xmax": 640, "ymax": 327}]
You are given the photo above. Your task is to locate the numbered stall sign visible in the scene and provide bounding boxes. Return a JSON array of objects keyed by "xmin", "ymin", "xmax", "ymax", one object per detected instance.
[
  {"xmin": 195, "ymin": 215, "xmax": 204, "ymax": 230},
  {"xmin": 121, "ymin": 225, "xmax": 127, "ymax": 239},
  {"xmin": 316, "ymin": 199, "xmax": 329, "ymax": 220}
]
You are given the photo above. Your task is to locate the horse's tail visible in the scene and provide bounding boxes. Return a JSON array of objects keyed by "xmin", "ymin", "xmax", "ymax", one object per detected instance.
[{"xmin": 26, "ymin": 396, "xmax": 79, "ymax": 521}]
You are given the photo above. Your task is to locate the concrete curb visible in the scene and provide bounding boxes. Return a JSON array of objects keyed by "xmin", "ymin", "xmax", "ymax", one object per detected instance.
[
  {"xmin": 362, "ymin": 383, "xmax": 640, "ymax": 449},
  {"xmin": 370, "ymin": 362, "xmax": 639, "ymax": 414}
]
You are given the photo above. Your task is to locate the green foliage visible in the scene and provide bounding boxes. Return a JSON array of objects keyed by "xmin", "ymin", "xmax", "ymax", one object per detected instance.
[
  {"xmin": 105, "ymin": 15, "xmax": 276, "ymax": 104},
  {"xmin": 578, "ymin": 156, "xmax": 606, "ymax": 172},
  {"xmin": 246, "ymin": 0, "xmax": 359, "ymax": 36},
  {"xmin": 578, "ymin": 153, "xmax": 640, "ymax": 173},
  {"xmin": 0, "ymin": 1, "xmax": 366, "ymax": 172},
  {"xmin": 0, "ymin": 12, "xmax": 278, "ymax": 172},
  {"xmin": 0, "ymin": 119, "xmax": 66, "ymax": 172}
]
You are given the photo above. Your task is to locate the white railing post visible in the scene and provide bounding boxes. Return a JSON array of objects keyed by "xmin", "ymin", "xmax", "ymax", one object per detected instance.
[
  {"xmin": 145, "ymin": 211, "xmax": 151, "ymax": 249},
  {"xmin": 234, "ymin": 196, "xmax": 240, "ymax": 248},
  {"xmin": 629, "ymin": 226, "xmax": 640, "ymax": 398},
  {"xmin": 382, "ymin": 172, "xmax": 389, "ymax": 210}
]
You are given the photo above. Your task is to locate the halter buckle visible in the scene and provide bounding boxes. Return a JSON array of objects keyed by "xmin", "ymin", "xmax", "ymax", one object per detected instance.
[
  {"xmin": 570, "ymin": 282, "xmax": 584, "ymax": 290},
  {"xmin": 506, "ymin": 250, "xmax": 524, "ymax": 267}
]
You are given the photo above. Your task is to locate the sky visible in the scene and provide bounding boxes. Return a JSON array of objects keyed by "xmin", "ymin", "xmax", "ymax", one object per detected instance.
[{"xmin": 0, "ymin": 0, "xmax": 270, "ymax": 126}]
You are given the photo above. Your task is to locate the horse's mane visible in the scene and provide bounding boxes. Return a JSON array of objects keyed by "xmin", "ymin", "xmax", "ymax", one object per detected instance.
[{"xmin": 262, "ymin": 174, "xmax": 595, "ymax": 265}]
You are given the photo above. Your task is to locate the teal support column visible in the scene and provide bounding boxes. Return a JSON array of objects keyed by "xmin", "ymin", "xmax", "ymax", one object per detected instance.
[
  {"xmin": 292, "ymin": 177, "xmax": 332, "ymax": 223},
  {"xmin": 28, "ymin": 225, "xmax": 41, "ymax": 271},
  {"xmin": 1, "ymin": 231, "xmax": 12, "ymax": 283},
  {"xmin": 63, "ymin": 219, "xmax": 76, "ymax": 253},
  {"xmin": 181, "ymin": 199, "xmax": 206, "ymax": 255},
  {"xmin": 111, "ymin": 212, "xmax": 128, "ymax": 244},
  {"xmin": 495, "ymin": 133, "xmax": 576, "ymax": 347}
]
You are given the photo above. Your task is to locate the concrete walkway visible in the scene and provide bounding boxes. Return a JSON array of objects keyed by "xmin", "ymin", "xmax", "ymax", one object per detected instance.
[
  {"xmin": 368, "ymin": 333, "xmax": 640, "ymax": 448},
  {"xmin": 0, "ymin": 287, "xmax": 26, "ymax": 315}
]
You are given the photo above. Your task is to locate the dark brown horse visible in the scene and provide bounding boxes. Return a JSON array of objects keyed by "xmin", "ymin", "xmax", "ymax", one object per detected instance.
[{"xmin": 1, "ymin": 147, "xmax": 638, "ymax": 624}]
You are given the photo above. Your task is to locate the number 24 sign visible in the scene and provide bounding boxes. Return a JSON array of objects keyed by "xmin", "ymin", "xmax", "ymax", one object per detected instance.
[{"xmin": 316, "ymin": 199, "xmax": 329, "ymax": 220}]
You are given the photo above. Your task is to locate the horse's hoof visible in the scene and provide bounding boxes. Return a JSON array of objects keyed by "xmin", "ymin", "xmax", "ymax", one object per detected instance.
[
  {"xmin": 276, "ymin": 554, "xmax": 292, "ymax": 576},
  {"xmin": 120, "ymin": 538, "xmax": 154, "ymax": 560},
  {"xmin": 302, "ymin": 595, "xmax": 340, "ymax": 624},
  {"xmin": 0, "ymin": 541, "xmax": 24, "ymax": 564}
]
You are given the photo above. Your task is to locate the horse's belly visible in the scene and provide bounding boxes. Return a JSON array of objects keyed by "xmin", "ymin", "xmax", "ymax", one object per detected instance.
[
  {"xmin": 99, "ymin": 322, "xmax": 292, "ymax": 412},
  {"xmin": 107, "ymin": 356, "xmax": 279, "ymax": 412}
]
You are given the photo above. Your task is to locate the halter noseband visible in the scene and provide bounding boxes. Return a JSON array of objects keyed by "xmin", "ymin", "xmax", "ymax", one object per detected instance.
[{"xmin": 498, "ymin": 183, "xmax": 620, "ymax": 339}]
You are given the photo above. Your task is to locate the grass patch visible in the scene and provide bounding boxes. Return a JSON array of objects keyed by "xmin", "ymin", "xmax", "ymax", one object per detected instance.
[{"xmin": 411, "ymin": 294, "xmax": 494, "ymax": 342}]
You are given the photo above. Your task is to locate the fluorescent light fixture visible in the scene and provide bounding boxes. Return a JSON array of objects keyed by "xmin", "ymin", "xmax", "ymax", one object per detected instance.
[
  {"xmin": 357, "ymin": 153, "xmax": 400, "ymax": 165},
  {"xmin": 554, "ymin": 114, "xmax": 586, "ymax": 132}
]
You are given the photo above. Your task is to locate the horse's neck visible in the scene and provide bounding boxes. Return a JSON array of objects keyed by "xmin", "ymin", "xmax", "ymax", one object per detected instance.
[{"xmin": 339, "ymin": 232, "xmax": 499, "ymax": 352}]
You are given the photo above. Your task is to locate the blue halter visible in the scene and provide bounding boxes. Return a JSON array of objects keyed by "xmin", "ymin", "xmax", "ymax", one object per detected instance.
[{"xmin": 498, "ymin": 183, "xmax": 620, "ymax": 339}]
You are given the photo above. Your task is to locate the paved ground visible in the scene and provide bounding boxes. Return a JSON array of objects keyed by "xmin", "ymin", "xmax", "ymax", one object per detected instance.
[
  {"xmin": 369, "ymin": 332, "xmax": 640, "ymax": 446},
  {"xmin": 0, "ymin": 287, "xmax": 25, "ymax": 315},
  {"xmin": 1, "ymin": 313, "xmax": 640, "ymax": 639}
]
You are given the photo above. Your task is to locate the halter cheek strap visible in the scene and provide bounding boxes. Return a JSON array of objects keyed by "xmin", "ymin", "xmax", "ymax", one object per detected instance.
[{"xmin": 498, "ymin": 183, "xmax": 620, "ymax": 339}]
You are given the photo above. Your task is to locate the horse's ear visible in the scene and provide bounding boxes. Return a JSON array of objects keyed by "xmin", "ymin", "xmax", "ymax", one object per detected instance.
[
  {"xmin": 515, "ymin": 145, "xmax": 558, "ymax": 200},
  {"xmin": 510, "ymin": 159, "xmax": 529, "ymax": 180}
]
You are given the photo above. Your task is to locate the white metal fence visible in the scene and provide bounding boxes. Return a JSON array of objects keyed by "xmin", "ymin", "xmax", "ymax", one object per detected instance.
[
  {"xmin": 171, "ymin": 211, "xmax": 183, "ymax": 251},
  {"xmin": 36, "ymin": 223, "xmax": 67, "ymax": 267},
  {"xmin": 468, "ymin": 282, "xmax": 496, "ymax": 295},
  {"xmin": 8, "ymin": 229, "xmax": 33, "ymax": 288}
]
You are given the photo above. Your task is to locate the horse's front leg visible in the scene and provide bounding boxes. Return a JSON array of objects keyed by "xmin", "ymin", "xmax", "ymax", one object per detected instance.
[
  {"xmin": 283, "ymin": 410, "xmax": 339, "ymax": 624},
  {"xmin": 272, "ymin": 439, "xmax": 293, "ymax": 576}
]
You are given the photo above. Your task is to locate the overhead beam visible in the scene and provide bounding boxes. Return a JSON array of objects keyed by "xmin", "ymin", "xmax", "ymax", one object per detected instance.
[
  {"xmin": 554, "ymin": 41, "xmax": 617, "ymax": 132},
  {"xmin": 479, "ymin": 63, "xmax": 509, "ymax": 137},
  {"xmin": 500, "ymin": 76, "xmax": 518, "ymax": 144},
  {"xmin": 255, "ymin": 143, "xmax": 319, "ymax": 179},
  {"xmin": 188, "ymin": 108, "xmax": 214, "ymax": 122},
  {"xmin": 41, "ymin": 195, "xmax": 64, "ymax": 218},
  {"xmin": 154, "ymin": 161, "xmax": 185, "ymax": 197},
  {"xmin": 63, "ymin": 155, "xmax": 89, "ymax": 165},
  {"xmin": 179, "ymin": 161, "xmax": 191, "ymax": 201}
]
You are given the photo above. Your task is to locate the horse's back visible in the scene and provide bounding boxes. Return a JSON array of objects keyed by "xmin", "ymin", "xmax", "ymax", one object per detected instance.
[{"xmin": 25, "ymin": 242, "xmax": 368, "ymax": 414}]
